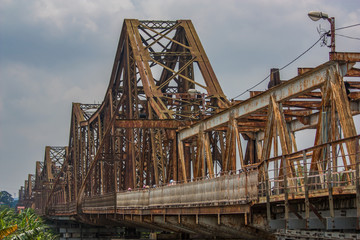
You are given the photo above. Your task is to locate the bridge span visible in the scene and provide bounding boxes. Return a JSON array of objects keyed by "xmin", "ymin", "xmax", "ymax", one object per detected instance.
[{"xmin": 18, "ymin": 19, "xmax": 360, "ymax": 239}]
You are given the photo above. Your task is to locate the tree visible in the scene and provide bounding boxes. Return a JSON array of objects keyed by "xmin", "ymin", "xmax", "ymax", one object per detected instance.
[{"xmin": 0, "ymin": 192, "xmax": 13, "ymax": 207}]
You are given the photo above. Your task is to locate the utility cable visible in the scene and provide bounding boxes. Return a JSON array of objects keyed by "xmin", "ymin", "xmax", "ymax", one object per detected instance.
[
  {"xmin": 335, "ymin": 33, "xmax": 360, "ymax": 41},
  {"xmin": 231, "ymin": 33, "xmax": 326, "ymax": 100},
  {"xmin": 336, "ymin": 23, "xmax": 360, "ymax": 31}
]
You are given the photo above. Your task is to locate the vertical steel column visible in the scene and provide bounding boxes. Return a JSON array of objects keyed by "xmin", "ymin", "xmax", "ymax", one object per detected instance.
[
  {"xmin": 327, "ymin": 143, "xmax": 334, "ymax": 218},
  {"xmin": 303, "ymin": 150, "xmax": 310, "ymax": 229},
  {"xmin": 264, "ymin": 161, "xmax": 271, "ymax": 223},
  {"xmin": 283, "ymin": 156, "xmax": 289, "ymax": 229}
]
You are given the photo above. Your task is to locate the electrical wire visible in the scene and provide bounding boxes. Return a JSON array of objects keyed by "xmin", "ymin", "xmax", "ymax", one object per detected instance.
[
  {"xmin": 335, "ymin": 33, "xmax": 360, "ymax": 41},
  {"xmin": 231, "ymin": 33, "xmax": 326, "ymax": 100},
  {"xmin": 336, "ymin": 23, "xmax": 360, "ymax": 31},
  {"xmin": 230, "ymin": 22, "xmax": 360, "ymax": 100}
]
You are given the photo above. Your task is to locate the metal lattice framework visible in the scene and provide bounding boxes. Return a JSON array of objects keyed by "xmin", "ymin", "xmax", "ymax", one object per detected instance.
[
  {"xmin": 40, "ymin": 19, "xmax": 231, "ymax": 210},
  {"xmin": 178, "ymin": 58, "xmax": 360, "ymax": 182},
  {"xmin": 17, "ymin": 146, "xmax": 68, "ymax": 213},
  {"xmin": 17, "ymin": 19, "xmax": 360, "ymax": 238}
]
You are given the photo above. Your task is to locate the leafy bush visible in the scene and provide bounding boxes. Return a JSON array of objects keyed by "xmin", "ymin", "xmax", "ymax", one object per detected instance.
[
  {"xmin": 0, "ymin": 206, "xmax": 58, "ymax": 240},
  {"xmin": 0, "ymin": 192, "xmax": 13, "ymax": 207}
]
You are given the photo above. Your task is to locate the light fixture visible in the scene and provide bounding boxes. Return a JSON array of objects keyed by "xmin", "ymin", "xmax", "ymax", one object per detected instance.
[
  {"xmin": 307, "ymin": 11, "xmax": 335, "ymax": 53},
  {"xmin": 308, "ymin": 11, "xmax": 329, "ymax": 21}
]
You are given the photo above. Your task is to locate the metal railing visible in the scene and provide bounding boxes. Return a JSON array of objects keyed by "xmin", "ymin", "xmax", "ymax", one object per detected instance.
[
  {"xmin": 115, "ymin": 171, "xmax": 258, "ymax": 208},
  {"xmin": 258, "ymin": 135, "xmax": 359, "ymax": 199},
  {"xmin": 48, "ymin": 135, "xmax": 360, "ymax": 215}
]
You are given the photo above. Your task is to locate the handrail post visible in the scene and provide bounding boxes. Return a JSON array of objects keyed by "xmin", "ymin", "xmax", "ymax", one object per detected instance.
[
  {"xmin": 283, "ymin": 156, "xmax": 289, "ymax": 229},
  {"xmin": 303, "ymin": 150, "xmax": 309, "ymax": 229},
  {"xmin": 264, "ymin": 161, "xmax": 271, "ymax": 223},
  {"xmin": 327, "ymin": 143, "xmax": 334, "ymax": 219},
  {"xmin": 275, "ymin": 158, "xmax": 280, "ymax": 195}
]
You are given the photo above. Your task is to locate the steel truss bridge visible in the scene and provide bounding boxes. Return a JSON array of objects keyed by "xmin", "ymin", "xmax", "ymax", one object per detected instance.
[{"xmin": 18, "ymin": 19, "xmax": 360, "ymax": 239}]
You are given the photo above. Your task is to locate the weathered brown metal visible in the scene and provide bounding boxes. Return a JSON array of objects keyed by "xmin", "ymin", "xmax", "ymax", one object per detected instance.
[
  {"xmin": 179, "ymin": 61, "xmax": 348, "ymax": 141},
  {"xmin": 330, "ymin": 52, "xmax": 360, "ymax": 62},
  {"xmin": 18, "ymin": 19, "xmax": 360, "ymax": 238},
  {"xmin": 30, "ymin": 19, "xmax": 232, "ymax": 215},
  {"xmin": 299, "ymin": 66, "xmax": 360, "ymax": 77},
  {"xmin": 115, "ymin": 119, "xmax": 189, "ymax": 128},
  {"xmin": 15, "ymin": 146, "xmax": 68, "ymax": 215}
]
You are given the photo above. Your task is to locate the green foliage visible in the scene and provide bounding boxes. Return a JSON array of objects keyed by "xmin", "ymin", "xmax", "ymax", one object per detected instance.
[
  {"xmin": 0, "ymin": 206, "xmax": 58, "ymax": 240},
  {"xmin": 0, "ymin": 225, "xmax": 18, "ymax": 239},
  {"xmin": 0, "ymin": 192, "xmax": 14, "ymax": 207}
]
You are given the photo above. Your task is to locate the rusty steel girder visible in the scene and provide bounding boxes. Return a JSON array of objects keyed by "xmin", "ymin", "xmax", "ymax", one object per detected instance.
[
  {"xmin": 17, "ymin": 146, "xmax": 67, "ymax": 214},
  {"xmin": 17, "ymin": 174, "xmax": 34, "ymax": 209},
  {"xmin": 40, "ymin": 19, "xmax": 231, "ymax": 213},
  {"xmin": 18, "ymin": 19, "xmax": 360, "ymax": 237}
]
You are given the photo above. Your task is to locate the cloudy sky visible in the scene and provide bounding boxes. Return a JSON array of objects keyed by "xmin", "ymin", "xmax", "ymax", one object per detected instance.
[{"xmin": 1, "ymin": 0, "xmax": 359, "ymax": 196}]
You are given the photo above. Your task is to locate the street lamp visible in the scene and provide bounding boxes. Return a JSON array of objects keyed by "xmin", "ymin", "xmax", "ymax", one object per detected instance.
[{"xmin": 308, "ymin": 11, "xmax": 335, "ymax": 53}]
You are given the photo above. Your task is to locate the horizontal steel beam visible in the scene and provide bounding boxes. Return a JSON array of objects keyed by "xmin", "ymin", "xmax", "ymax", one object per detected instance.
[
  {"xmin": 179, "ymin": 61, "xmax": 347, "ymax": 141},
  {"xmin": 330, "ymin": 52, "xmax": 360, "ymax": 62},
  {"xmin": 115, "ymin": 119, "xmax": 189, "ymax": 129},
  {"xmin": 256, "ymin": 112, "xmax": 319, "ymax": 141},
  {"xmin": 299, "ymin": 66, "xmax": 360, "ymax": 77},
  {"xmin": 256, "ymin": 98, "xmax": 360, "ymax": 140}
]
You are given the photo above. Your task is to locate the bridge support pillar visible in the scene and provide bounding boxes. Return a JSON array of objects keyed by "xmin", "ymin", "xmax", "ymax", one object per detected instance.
[
  {"xmin": 48, "ymin": 218, "xmax": 124, "ymax": 239},
  {"xmin": 124, "ymin": 227, "xmax": 140, "ymax": 239}
]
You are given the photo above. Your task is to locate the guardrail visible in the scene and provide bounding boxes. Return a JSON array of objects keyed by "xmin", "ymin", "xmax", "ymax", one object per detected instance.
[
  {"xmin": 48, "ymin": 169, "xmax": 259, "ymax": 214},
  {"xmin": 116, "ymin": 170, "xmax": 258, "ymax": 208},
  {"xmin": 83, "ymin": 193, "xmax": 115, "ymax": 210},
  {"xmin": 48, "ymin": 135, "xmax": 359, "ymax": 215},
  {"xmin": 258, "ymin": 135, "xmax": 359, "ymax": 200},
  {"xmin": 48, "ymin": 202, "xmax": 76, "ymax": 215}
]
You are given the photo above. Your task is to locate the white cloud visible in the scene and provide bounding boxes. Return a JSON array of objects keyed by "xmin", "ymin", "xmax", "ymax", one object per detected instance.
[{"xmin": 30, "ymin": 0, "xmax": 135, "ymax": 33}]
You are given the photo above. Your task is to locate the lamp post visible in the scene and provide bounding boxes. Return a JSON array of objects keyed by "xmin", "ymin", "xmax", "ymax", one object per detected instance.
[{"xmin": 308, "ymin": 11, "xmax": 335, "ymax": 53}]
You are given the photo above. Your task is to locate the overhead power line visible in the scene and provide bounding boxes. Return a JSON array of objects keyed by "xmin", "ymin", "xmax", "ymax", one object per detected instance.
[
  {"xmin": 336, "ymin": 33, "xmax": 360, "ymax": 41},
  {"xmin": 231, "ymin": 33, "xmax": 326, "ymax": 100},
  {"xmin": 336, "ymin": 23, "xmax": 360, "ymax": 31}
]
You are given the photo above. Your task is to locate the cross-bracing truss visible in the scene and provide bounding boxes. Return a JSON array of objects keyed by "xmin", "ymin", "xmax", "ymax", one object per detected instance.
[{"xmin": 17, "ymin": 20, "xmax": 360, "ymax": 222}]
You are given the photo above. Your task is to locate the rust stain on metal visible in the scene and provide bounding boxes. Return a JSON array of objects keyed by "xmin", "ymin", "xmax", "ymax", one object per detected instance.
[{"xmin": 17, "ymin": 19, "xmax": 360, "ymax": 238}]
